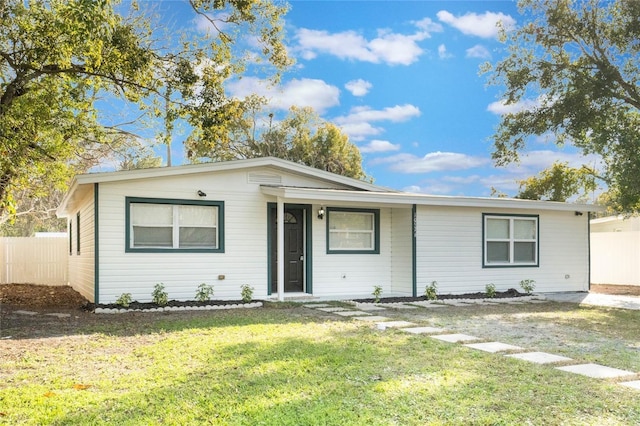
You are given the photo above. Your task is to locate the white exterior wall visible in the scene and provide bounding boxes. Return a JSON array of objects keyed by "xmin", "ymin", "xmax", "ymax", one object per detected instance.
[
  {"xmin": 96, "ymin": 167, "xmax": 359, "ymax": 303},
  {"xmin": 390, "ymin": 208, "xmax": 413, "ymax": 295},
  {"xmin": 415, "ymin": 206, "xmax": 589, "ymax": 294},
  {"xmin": 591, "ymin": 216, "xmax": 640, "ymax": 233},
  {"xmin": 311, "ymin": 207, "xmax": 395, "ymax": 298},
  {"xmin": 591, "ymin": 232, "xmax": 640, "ymax": 286},
  {"xmin": 68, "ymin": 189, "xmax": 95, "ymax": 301}
]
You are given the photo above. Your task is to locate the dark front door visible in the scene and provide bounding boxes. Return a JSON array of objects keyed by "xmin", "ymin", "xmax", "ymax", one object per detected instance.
[{"xmin": 271, "ymin": 208, "xmax": 305, "ymax": 293}]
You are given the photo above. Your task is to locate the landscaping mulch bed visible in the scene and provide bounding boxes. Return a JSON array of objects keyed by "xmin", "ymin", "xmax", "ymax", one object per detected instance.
[{"xmin": 352, "ymin": 288, "xmax": 526, "ymax": 304}]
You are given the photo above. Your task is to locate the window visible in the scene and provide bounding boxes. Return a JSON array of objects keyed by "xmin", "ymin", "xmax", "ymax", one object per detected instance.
[
  {"xmin": 126, "ymin": 197, "xmax": 224, "ymax": 253},
  {"xmin": 327, "ymin": 208, "xmax": 379, "ymax": 254},
  {"xmin": 483, "ymin": 214, "xmax": 538, "ymax": 267},
  {"xmin": 76, "ymin": 213, "xmax": 81, "ymax": 255}
]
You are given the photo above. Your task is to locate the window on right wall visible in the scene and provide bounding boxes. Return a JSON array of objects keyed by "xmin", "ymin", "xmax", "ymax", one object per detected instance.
[{"xmin": 483, "ymin": 214, "xmax": 539, "ymax": 267}]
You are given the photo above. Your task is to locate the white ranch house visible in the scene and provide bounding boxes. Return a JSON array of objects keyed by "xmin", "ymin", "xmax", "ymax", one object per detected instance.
[{"xmin": 57, "ymin": 157, "xmax": 600, "ymax": 304}]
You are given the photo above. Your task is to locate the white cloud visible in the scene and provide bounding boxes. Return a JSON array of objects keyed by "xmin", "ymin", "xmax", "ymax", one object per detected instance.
[
  {"xmin": 412, "ymin": 17, "xmax": 445, "ymax": 33},
  {"xmin": 360, "ymin": 140, "xmax": 401, "ymax": 154},
  {"xmin": 466, "ymin": 44, "xmax": 491, "ymax": 59},
  {"xmin": 487, "ymin": 98, "xmax": 540, "ymax": 115},
  {"xmin": 193, "ymin": 13, "xmax": 230, "ymax": 34},
  {"xmin": 295, "ymin": 26, "xmax": 432, "ymax": 66},
  {"xmin": 345, "ymin": 79, "xmax": 372, "ymax": 97},
  {"xmin": 437, "ymin": 10, "xmax": 516, "ymax": 39},
  {"xmin": 370, "ymin": 151, "xmax": 488, "ymax": 173},
  {"xmin": 226, "ymin": 77, "xmax": 340, "ymax": 114},
  {"xmin": 438, "ymin": 44, "xmax": 453, "ymax": 59},
  {"xmin": 335, "ymin": 104, "xmax": 421, "ymax": 141}
]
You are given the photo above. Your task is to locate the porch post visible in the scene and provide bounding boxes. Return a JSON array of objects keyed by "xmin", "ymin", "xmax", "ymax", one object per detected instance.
[{"xmin": 277, "ymin": 197, "xmax": 285, "ymax": 301}]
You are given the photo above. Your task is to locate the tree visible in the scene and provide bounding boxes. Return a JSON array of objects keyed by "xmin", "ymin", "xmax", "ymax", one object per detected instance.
[
  {"xmin": 486, "ymin": 0, "xmax": 640, "ymax": 212},
  {"xmin": 186, "ymin": 105, "xmax": 369, "ymax": 180},
  {"xmin": 515, "ymin": 161, "xmax": 597, "ymax": 202},
  {"xmin": 0, "ymin": 0, "xmax": 291, "ymax": 217}
]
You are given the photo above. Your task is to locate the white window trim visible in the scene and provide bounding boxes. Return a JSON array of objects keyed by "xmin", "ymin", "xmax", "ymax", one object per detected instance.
[
  {"xmin": 483, "ymin": 214, "xmax": 539, "ymax": 267},
  {"xmin": 327, "ymin": 208, "xmax": 380, "ymax": 254}
]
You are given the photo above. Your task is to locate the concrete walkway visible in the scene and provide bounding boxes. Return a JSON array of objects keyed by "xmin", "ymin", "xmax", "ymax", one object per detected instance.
[
  {"xmin": 544, "ymin": 292, "xmax": 640, "ymax": 310},
  {"xmin": 304, "ymin": 297, "xmax": 640, "ymax": 392}
]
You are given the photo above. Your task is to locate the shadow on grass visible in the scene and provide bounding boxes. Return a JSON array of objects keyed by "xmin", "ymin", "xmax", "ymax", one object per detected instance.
[{"xmin": 32, "ymin": 319, "xmax": 640, "ymax": 426}]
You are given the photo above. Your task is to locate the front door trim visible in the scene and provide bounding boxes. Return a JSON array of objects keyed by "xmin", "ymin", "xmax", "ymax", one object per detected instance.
[{"xmin": 267, "ymin": 203, "xmax": 313, "ymax": 296}]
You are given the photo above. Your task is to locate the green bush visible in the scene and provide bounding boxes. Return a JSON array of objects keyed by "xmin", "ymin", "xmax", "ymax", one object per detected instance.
[
  {"xmin": 195, "ymin": 283, "xmax": 214, "ymax": 302},
  {"xmin": 152, "ymin": 283, "xmax": 169, "ymax": 306},
  {"xmin": 115, "ymin": 293, "xmax": 132, "ymax": 308},
  {"xmin": 372, "ymin": 285, "xmax": 383, "ymax": 303},
  {"xmin": 485, "ymin": 283, "xmax": 497, "ymax": 298},
  {"xmin": 424, "ymin": 281, "xmax": 438, "ymax": 301},
  {"xmin": 241, "ymin": 284, "xmax": 254, "ymax": 303},
  {"xmin": 520, "ymin": 279, "xmax": 536, "ymax": 294}
]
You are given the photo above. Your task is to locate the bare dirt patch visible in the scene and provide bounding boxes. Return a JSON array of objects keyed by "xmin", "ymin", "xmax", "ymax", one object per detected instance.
[
  {"xmin": 590, "ymin": 284, "xmax": 640, "ymax": 296},
  {"xmin": 0, "ymin": 283, "xmax": 89, "ymax": 309}
]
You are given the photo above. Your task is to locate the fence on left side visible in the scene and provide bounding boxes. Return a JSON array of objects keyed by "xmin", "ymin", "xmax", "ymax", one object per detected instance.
[{"xmin": 0, "ymin": 237, "xmax": 68, "ymax": 286}]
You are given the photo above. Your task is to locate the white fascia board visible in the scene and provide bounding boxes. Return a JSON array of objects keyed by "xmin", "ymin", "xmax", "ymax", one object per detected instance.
[
  {"xmin": 261, "ymin": 186, "xmax": 605, "ymax": 213},
  {"xmin": 70, "ymin": 157, "xmax": 389, "ymax": 192}
]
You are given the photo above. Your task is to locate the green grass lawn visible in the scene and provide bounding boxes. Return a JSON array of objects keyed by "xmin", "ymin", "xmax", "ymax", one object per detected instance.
[{"xmin": 1, "ymin": 303, "xmax": 639, "ymax": 425}]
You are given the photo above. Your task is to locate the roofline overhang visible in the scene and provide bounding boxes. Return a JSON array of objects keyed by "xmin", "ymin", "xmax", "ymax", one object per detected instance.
[{"xmin": 260, "ymin": 186, "xmax": 606, "ymax": 212}]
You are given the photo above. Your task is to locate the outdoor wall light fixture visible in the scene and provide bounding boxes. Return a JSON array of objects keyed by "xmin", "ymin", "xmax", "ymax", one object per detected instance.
[
  {"xmin": 317, "ymin": 207, "xmax": 325, "ymax": 220},
  {"xmin": 575, "ymin": 211, "xmax": 583, "ymax": 216},
  {"xmin": 197, "ymin": 190, "xmax": 207, "ymax": 197}
]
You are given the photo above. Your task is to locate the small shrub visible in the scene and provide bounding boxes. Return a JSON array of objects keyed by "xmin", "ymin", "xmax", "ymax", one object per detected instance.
[
  {"xmin": 241, "ymin": 284, "xmax": 254, "ymax": 303},
  {"xmin": 424, "ymin": 281, "xmax": 438, "ymax": 301},
  {"xmin": 115, "ymin": 293, "xmax": 132, "ymax": 308},
  {"xmin": 520, "ymin": 279, "xmax": 536, "ymax": 294},
  {"xmin": 152, "ymin": 283, "xmax": 169, "ymax": 306},
  {"xmin": 372, "ymin": 285, "xmax": 383, "ymax": 303},
  {"xmin": 485, "ymin": 283, "xmax": 496, "ymax": 299},
  {"xmin": 195, "ymin": 283, "xmax": 214, "ymax": 302}
]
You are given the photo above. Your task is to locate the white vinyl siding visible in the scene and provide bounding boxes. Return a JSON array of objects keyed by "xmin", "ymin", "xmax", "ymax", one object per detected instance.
[
  {"xmin": 68, "ymin": 189, "xmax": 95, "ymax": 301},
  {"xmin": 416, "ymin": 206, "xmax": 589, "ymax": 294},
  {"xmin": 484, "ymin": 215, "xmax": 538, "ymax": 266}
]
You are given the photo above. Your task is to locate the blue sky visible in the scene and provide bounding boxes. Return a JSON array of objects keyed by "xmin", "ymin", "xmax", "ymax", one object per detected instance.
[{"xmin": 122, "ymin": 1, "xmax": 601, "ymax": 198}]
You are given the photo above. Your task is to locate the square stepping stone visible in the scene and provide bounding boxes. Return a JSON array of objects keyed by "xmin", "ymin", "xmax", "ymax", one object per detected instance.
[
  {"xmin": 303, "ymin": 303, "xmax": 331, "ymax": 308},
  {"xmin": 464, "ymin": 342, "xmax": 524, "ymax": 353},
  {"xmin": 409, "ymin": 301, "xmax": 446, "ymax": 308},
  {"xmin": 400, "ymin": 326, "xmax": 446, "ymax": 335},
  {"xmin": 385, "ymin": 304, "xmax": 418, "ymax": 309},
  {"xmin": 440, "ymin": 301, "xmax": 474, "ymax": 307},
  {"xmin": 14, "ymin": 310, "xmax": 38, "ymax": 316},
  {"xmin": 375, "ymin": 321, "xmax": 415, "ymax": 329},
  {"xmin": 619, "ymin": 380, "xmax": 640, "ymax": 390},
  {"xmin": 527, "ymin": 300, "xmax": 548, "ymax": 304},
  {"xmin": 506, "ymin": 352, "xmax": 573, "ymax": 364},
  {"xmin": 45, "ymin": 313, "xmax": 71, "ymax": 318},
  {"xmin": 353, "ymin": 315, "xmax": 390, "ymax": 322},
  {"xmin": 355, "ymin": 305, "xmax": 387, "ymax": 311},
  {"xmin": 431, "ymin": 333, "xmax": 480, "ymax": 343},
  {"xmin": 334, "ymin": 310, "xmax": 371, "ymax": 317},
  {"xmin": 556, "ymin": 363, "xmax": 636, "ymax": 379},
  {"xmin": 316, "ymin": 307, "xmax": 347, "ymax": 312}
]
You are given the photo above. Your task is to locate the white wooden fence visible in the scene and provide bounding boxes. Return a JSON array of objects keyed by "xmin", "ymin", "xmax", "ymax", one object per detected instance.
[
  {"xmin": 0, "ymin": 237, "xmax": 68, "ymax": 286},
  {"xmin": 591, "ymin": 231, "xmax": 640, "ymax": 286}
]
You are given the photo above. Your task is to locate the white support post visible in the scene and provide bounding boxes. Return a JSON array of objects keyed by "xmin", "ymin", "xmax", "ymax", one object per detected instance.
[{"xmin": 277, "ymin": 198, "xmax": 285, "ymax": 301}]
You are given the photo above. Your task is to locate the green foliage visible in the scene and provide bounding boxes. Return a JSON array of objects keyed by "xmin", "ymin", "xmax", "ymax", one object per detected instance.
[
  {"xmin": 485, "ymin": 283, "xmax": 497, "ymax": 299},
  {"xmin": 185, "ymin": 105, "xmax": 370, "ymax": 181},
  {"xmin": 424, "ymin": 281, "xmax": 438, "ymax": 301},
  {"xmin": 195, "ymin": 283, "xmax": 214, "ymax": 303},
  {"xmin": 152, "ymin": 283, "xmax": 169, "ymax": 306},
  {"xmin": 0, "ymin": 0, "xmax": 291, "ymax": 217},
  {"xmin": 115, "ymin": 293, "xmax": 133, "ymax": 308},
  {"xmin": 372, "ymin": 285, "xmax": 383, "ymax": 303},
  {"xmin": 240, "ymin": 284, "xmax": 254, "ymax": 304},
  {"xmin": 487, "ymin": 0, "xmax": 640, "ymax": 212},
  {"xmin": 517, "ymin": 161, "xmax": 597, "ymax": 202},
  {"xmin": 519, "ymin": 279, "xmax": 536, "ymax": 294}
]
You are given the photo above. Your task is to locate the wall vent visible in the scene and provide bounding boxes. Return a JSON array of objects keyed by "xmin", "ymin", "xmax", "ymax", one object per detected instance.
[{"xmin": 247, "ymin": 172, "xmax": 282, "ymax": 185}]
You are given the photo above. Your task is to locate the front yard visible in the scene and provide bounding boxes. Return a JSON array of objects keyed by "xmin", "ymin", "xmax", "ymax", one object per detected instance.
[{"xmin": 1, "ymin": 299, "xmax": 639, "ymax": 425}]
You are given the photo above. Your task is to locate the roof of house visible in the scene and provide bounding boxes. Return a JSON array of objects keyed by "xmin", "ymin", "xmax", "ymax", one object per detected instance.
[{"xmin": 57, "ymin": 156, "xmax": 604, "ymax": 216}]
